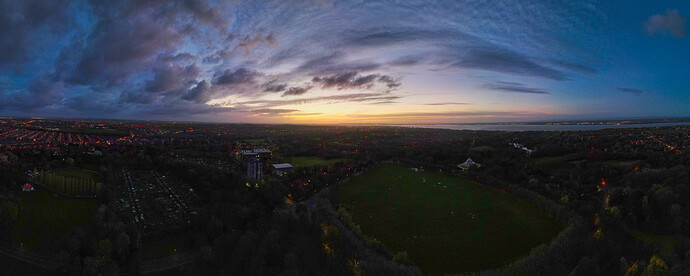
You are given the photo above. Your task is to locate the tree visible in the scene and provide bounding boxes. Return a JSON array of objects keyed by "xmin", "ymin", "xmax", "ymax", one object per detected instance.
[
  {"xmin": 98, "ymin": 239, "xmax": 113, "ymax": 258},
  {"xmin": 642, "ymin": 255, "xmax": 668, "ymax": 276}
]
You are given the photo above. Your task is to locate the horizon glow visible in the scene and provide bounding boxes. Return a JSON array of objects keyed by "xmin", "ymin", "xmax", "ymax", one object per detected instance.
[{"xmin": 1, "ymin": 1, "xmax": 689, "ymax": 124}]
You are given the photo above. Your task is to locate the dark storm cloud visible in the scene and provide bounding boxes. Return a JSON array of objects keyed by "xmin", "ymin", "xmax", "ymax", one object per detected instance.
[
  {"xmin": 145, "ymin": 63, "xmax": 200, "ymax": 93},
  {"xmin": 645, "ymin": 9, "xmax": 687, "ymax": 38},
  {"xmin": 0, "ymin": 77, "xmax": 64, "ymax": 109},
  {"xmin": 64, "ymin": 12, "xmax": 184, "ymax": 86},
  {"xmin": 282, "ymin": 86, "xmax": 313, "ymax": 97},
  {"xmin": 484, "ymin": 81, "xmax": 550, "ymax": 94},
  {"xmin": 262, "ymin": 80, "xmax": 288, "ymax": 92},
  {"xmin": 312, "ymin": 72, "xmax": 401, "ymax": 91},
  {"xmin": 157, "ymin": 52, "xmax": 196, "ymax": 62},
  {"xmin": 0, "ymin": 0, "xmax": 71, "ymax": 67},
  {"xmin": 63, "ymin": 94, "xmax": 120, "ymax": 113},
  {"xmin": 182, "ymin": 80, "xmax": 213, "ymax": 103},
  {"xmin": 617, "ymin": 87, "xmax": 653, "ymax": 95},
  {"xmin": 57, "ymin": 0, "xmax": 231, "ymax": 88},
  {"xmin": 213, "ymin": 68, "xmax": 257, "ymax": 86},
  {"xmin": 453, "ymin": 48, "xmax": 567, "ymax": 81}
]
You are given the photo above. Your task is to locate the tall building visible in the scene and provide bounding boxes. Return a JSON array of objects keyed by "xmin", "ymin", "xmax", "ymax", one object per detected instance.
[{"xmin": 247, "ymin": 159, "xmax": 263, "ymax": 181}]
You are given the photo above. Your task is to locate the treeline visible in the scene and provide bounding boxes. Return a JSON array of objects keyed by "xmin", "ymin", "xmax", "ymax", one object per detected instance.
[{"xmin": 311, "ymin": 188, "xmax": 422, "ymax": 276}]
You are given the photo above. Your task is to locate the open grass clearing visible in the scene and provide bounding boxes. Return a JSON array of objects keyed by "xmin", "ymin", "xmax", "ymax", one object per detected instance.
[
  {"xmin": 338, "ymin": 164, "xmax": 563, "ymax": 275},
  {"xmin": 13, "ymin": 188, "xmax": 98, "ymax": 252}
]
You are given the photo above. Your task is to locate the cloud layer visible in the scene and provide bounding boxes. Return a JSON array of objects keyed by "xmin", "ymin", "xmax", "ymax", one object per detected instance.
[
  {"xmin": 0, "ymin": 1, "xmax": 686, "ymax": 122},
  {"xmin": 645, "ymin": 9, "xmax": 687, "ymax": 38}
]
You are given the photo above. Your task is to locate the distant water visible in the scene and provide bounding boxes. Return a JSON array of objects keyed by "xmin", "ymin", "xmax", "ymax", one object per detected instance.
[{"xmin": 391, "ymin": 122, "xmax": 690, "ymax": 132}]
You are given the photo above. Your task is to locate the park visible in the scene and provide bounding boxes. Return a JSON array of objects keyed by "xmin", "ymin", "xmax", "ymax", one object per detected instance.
[
  {"xmin": 338, "ymin": 164, "xmax": 563, "ymax": 275},
  {"xmin": 14, "ymin": 188, "xmax": 99, "ymax": 251},
  {"xmin": 35, "ymin": 168, "xmax": 103, "ymax": 197}
]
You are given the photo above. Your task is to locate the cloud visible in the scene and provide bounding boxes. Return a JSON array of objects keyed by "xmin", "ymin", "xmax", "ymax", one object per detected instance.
[
  {"xmin": 213, "ymin": 68, "xmax": 257, "ymax": 86},
  {"xmin": 551, "ymin": 60, "xmax": 598, "ymax": 74},
  {"xmin": 262, "ymin": 80, "xmax": 288, "ymax": 92},
  {"xmin": 645, "ymin": 9, "xmax": 687, "ymax": 38},
  {"xmin": 368, "ymin": 101, "xmax": 398, "ymax": 105},
  {"xmin": 182, "ymin": 80, "xmax": 213, "ymax": 103},
  {"xmin": 0, "ymin": 0, "xmax": 71, "ymax": 67},
  {"xmin": 145, "ymin": 63, "xmax": 200, "ymax": 93},
  {"xmin": 63, "ymin": 7, "xmax": 185, "ymax": 86},
  {"xmin": 312, "ymin": 71, "xmax": 401, "ymax": 91},
  {"xmin": 251, "ymin": 108, "xmax": 298, "ymax": 114},
  {"xmin": 282, "ymin": 86, "xmax": 313, "ymax": 97},
  {"xmin": 157, "ymin": 52, "xmax": 196, "ymax": 62},
  {"xmin": 350, "ymin": 110, "xmax": 549, "ymax": 119},
  {"xmin": 453, "ymin": 48, "xmax": 567, "ymax": 81},
  {"xmin": 345, "ymin": 27, "xmax": 570, "ymax": 81},
  {"xmin": 0, "ymin": 77, "xmax": 65, "ymax": 109},
  {"xmin": 617, "ymin": 87, "xmax": 653, "ymax": 95},
  {"xmin": 233, "ymin": 93, "xmax": 402, "ymax": 108},
  {"xmin": 293, "ymin": 52, "xmax": 381, "ymax": 76},
  {"xmin": 389, "ymin": 55, "xmax": 424, "ymax": 66},
  {"xmin": 423, "ymin": 102, "xmax": 471, "ymax": 106},
  {"xmin": 484, "ymin": 81, "xmax": 550, "ymax": 94}
]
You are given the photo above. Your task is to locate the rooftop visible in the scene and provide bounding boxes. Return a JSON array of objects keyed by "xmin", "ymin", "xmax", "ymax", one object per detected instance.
[{"xmin": 272, "ymin": 163, "xmax": 293, "ymax": 169}]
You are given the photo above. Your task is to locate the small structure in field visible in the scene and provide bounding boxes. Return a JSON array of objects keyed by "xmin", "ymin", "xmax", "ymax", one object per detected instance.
[
  {"xmin": 22, "ymin": 183, "xmax": 34, "ymax": 192},
  {"xmin": 458, "ymin": 158, "xmax": 481, "ymax": 171}
]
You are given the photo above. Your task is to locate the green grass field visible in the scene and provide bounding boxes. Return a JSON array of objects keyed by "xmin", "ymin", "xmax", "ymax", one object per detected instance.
[
  {"xmin": 37, "ymin": 168, "xmax": 102, "ymax": 197},
  {"xmin": 338, "ymin": 164, "xmax": 563, "ymax": 275},
  {"xmin": 285, "ymin": 156, "xmax": 346, "ymax": 168},
  {"xmin": 535, "ymin": 156, "xmax": 560, "ymax": 164},
  {"xmin": 13, "ymin": 188, "xmax": 99, "ymax": 251},
  {"xmin": 48, "ymin": 168, "xmax": 101, "ymax": 180},
  {"xmin": 143, "ymin": 233, "xmax": 196, "ymax": 259},
  {"xmin": 631, "ymin": 231, "xmax": 676, "ymax": 257}
]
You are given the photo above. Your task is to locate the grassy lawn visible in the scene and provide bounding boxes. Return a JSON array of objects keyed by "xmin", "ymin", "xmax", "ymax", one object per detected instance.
[
  {"xmin": 631, "ymin": 231, "xmax": 676, "ymax": 257},
  {"xmin": 285, "ymin": 156, "xmax": 346, "ymax": 168},
  {"xmin": 143, "ymin": 233, "xmax": 196, "ymax": 260},
  {"xmin": 37, "ymin": 168, "xmax": 102, "ymax": 197},
  {"xmin": 338, "ymin": 164, "xmax": 563, "ymax": 275},
  {"xmin": 13, "ymin": 188, "xmax": 98, "ymax": 252},
  {"xmin": 535, "ymin": 156, "xmax": 560, "ymax": 164},
  {"xmin": 47, "ymin": 168, "xmax": 101, "ymax": 181}
]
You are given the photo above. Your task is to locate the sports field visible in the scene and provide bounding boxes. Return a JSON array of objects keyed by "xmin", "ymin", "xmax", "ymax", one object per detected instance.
[
  {"xmin": 13, "ymin": 188, "xmax": 98, "ymax": 251},
  {"xmin": 285, "ymin": 156, "xmax": 345, "ymax": 168},
  {"xmin": 338, "ymin": 164, "xmax": 562, "ymax": 275},
  {"xmin": 37, "ymin": 169, "xmax": 102, "ymax": 197}
]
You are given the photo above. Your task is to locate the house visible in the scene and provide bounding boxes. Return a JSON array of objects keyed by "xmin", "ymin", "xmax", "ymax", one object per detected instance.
[
  {"xmin": 272, "ymin": 163, "xmax": 293, "ymax": 176},
  {"xmin": 22, "ymin": 183, "xmax": 34, "ymax": 192},
  {"xmin": 458, "ymin": 158, "xmax": 481, "ymax": 171}
]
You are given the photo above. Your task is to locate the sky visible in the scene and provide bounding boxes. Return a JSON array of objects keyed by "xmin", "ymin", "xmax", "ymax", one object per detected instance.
[{"xmin": 1, "ymin": 0, "xmax": 689, "ymax": 124}]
